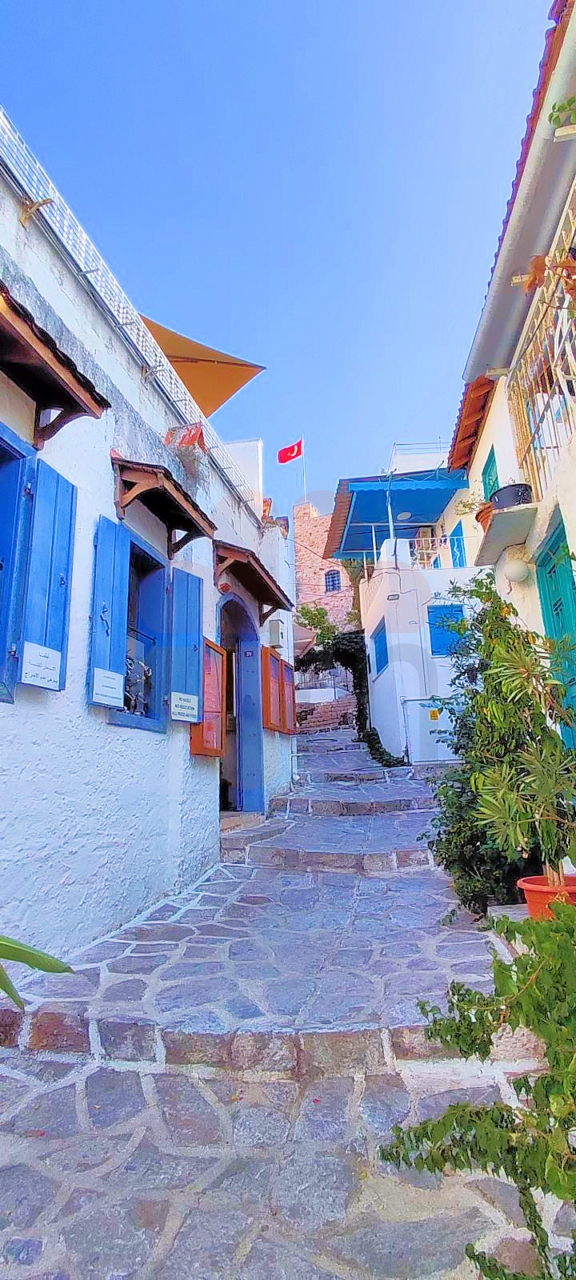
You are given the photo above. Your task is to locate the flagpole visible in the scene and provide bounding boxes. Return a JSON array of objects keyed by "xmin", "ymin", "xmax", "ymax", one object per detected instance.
[{"xmin": 302, "ymin": 436, "xmax": 307, "ymax": 503}]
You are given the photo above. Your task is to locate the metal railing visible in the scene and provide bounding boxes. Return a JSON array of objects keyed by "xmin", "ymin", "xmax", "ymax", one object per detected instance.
[
  {"xmin": 295, "ymin": 664, "xmax": 353, "ymax": 692},
  {"xmin": 409, "ymin": 536, "xmax": 467, "ymax": 568},
  {"xmin": 508, "ymin": 173, "xmax": 576, "ymax": 501},
  {"xmin": 0, "ymin": 107, "xmax": 258, "ymax": 514}
]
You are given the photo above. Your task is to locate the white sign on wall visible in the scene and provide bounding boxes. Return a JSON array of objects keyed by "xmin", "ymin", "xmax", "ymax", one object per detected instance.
[
  {"xmin": 93, "ymin": 668, "xmax": 125, "ymax": 708},
  {"xmin": 171, "ymin": 692, "xmax": 199, "ymax": 722},
  {"xmin": 21, "ymin": 642, "xmax": 61, "ymax": 690}
]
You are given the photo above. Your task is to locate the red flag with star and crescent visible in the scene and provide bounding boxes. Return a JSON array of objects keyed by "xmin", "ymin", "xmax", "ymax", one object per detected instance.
[{"xmin": 277, "ymin": 439, "xmax": 303, "ymax": 464}]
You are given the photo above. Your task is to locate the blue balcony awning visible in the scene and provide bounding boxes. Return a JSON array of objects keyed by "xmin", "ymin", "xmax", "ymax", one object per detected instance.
[{"xmin": 325, "ymin": 468, "xmax": 468, "ymax": 559}]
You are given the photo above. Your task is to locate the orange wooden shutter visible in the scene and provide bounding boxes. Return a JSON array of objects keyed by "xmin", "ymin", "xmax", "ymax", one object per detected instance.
[
  {"xmin": 280, "ymin": 660, "xmax": 297, "ymax": 734},
  {"xmin": 190, "ymin": 639, "xmax": 226, "ymax": 757},
  {"xmin": 262, "ymin": 646, "xmax": 283, "ymax": 731}
]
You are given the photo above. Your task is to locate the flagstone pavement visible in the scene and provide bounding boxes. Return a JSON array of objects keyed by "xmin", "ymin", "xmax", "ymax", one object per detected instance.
[{"xmin": 0, "ymin": 731, "xmax": 546, "ymax": 1277}]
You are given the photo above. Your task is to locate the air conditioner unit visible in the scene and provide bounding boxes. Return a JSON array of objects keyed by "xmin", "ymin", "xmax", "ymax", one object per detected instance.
[{"xmin": 269, "ymin": 618, "xmax": 286, "ymax": 650}]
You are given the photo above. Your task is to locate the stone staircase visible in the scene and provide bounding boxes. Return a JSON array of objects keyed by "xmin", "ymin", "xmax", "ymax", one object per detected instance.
[
  {"xmin": 0, "ymin": 727, "xmax": 544, "ymax": 1278},
  {"xmin": 3, "ymin": 727, "xmax": 494, "ymax": 1075}
]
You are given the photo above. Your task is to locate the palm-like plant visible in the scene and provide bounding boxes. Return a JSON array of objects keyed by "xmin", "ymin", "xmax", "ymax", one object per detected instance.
[
  {"xmin": 0, "ymin": 936, "xmax": 72, "ymax": 1008},
  {"xmin": 472, "ymin": 634, "xmax": 576, "ymax": 889},
  {"xmin": 474, "ymin": 736, "xmax": 576, "ymax": 886}
]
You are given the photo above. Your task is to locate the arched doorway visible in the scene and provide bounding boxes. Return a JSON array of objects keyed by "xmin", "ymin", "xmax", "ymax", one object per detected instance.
[{"xmin": 218, "ymin": 595, "xmax": 265, "ymax": 813}]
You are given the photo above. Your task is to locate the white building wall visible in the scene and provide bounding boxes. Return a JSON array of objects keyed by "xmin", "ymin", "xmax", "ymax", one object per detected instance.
[
  {"xmin": 439, "ymin": 374, "xmax": 576, "ymax": 637},
  {"xmin": 360, "ymin": 540, "xmax": 475, "ymax": 761},
  {"xmin": 0, "ymin": 170, "xmax": 292, "ymax": 956}
]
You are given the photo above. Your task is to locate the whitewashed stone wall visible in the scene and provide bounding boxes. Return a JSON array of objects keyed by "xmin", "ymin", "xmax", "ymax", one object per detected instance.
[{"xmin": 0, "ymin": 173, "xmax": 293, "ymax": 957}]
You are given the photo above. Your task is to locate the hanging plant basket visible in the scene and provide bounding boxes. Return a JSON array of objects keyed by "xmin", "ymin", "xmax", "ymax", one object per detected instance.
[{"xmin": 491, "ymin": 482, "xmax": 533, "ymax": 511}]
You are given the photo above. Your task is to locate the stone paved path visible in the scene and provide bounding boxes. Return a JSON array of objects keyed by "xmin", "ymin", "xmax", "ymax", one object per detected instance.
[{"xmin": 0, "ymin": 729, "xmax": 540, "ymax": 1277}]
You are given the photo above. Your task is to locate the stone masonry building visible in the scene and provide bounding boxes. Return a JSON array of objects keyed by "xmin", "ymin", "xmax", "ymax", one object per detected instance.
[{"xmin": 294, "ymin": 502, "xmax": 353, "ymax": 624}]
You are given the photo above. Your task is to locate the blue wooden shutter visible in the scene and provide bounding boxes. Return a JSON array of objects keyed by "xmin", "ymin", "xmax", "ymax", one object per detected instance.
[
  {"xmin": 238, "ymin": 639, "xmax": 265, "ymax": 812},
  {"xmin": 170, "ymin": 567, "xmax": 203, "ymax": 722},
  {"xmin": 88, "ymin": 515, "xmax": 130, "ymax": 707},
  {"xmin": 428, "ymin": 604, "xmax": 464, "ymax": 656},
  {"xmin": 19, "ymin": 459, "xmax": 77, "ymax": 691},
  {"xmin": 372, "ymin": 620, "xmax": 388, "ymax": 674}
]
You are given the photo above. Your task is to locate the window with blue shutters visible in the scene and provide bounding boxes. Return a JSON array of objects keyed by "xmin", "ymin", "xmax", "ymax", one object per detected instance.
[
  {"xmin": 0, "ymin": 423, "xmax": 34, "ymax": 702},
  {"xmin": 170, "ymin": 567, "xmax": 203, "ymax": 723},
  {"xmin": 19, "ymin": 459, "xmax": 77, "ymax": 691},
  {"xmin": 0, "ymin": 421, "xmax": 77, "ymax": 701},
  {"xmin": 325, "ymin": 570, "xmax": 341, "ymax": 593},
  {"xmin": 89, "ymin": 517, "xmax": 203, "ymax": 731},
  {"xmin": 372, "ymin": 619, "xmax": 389, "ymax": 675},
  {"xmin": 427, "ymin": 603, "xmax": 464, "ymax": 656},
  {"xmin": 449, "ymin": 520, "xmax": 467, "ymax": 568}
]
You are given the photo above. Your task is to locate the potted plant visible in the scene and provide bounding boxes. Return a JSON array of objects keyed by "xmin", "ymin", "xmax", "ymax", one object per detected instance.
[
  {"xmin": 472, "ymin": 633, "xmax": 576, "ymax": 918},
  {"xmin": 475, "ymin": 501, "xmax": 494, "ymax": 532},
  {"xmin": 455, "ymin": 488, "xmax": 494, "ymax": 534}
]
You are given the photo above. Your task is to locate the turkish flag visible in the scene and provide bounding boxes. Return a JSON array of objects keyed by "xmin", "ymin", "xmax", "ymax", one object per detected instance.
[{"xmin": 278, "ymin": 439, "xmax": 303, "ymax": 464}]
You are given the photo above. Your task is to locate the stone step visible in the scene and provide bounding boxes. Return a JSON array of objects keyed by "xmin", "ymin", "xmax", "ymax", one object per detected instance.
[
  {"xmin": 296, "ymin": 728, "xmax": 359, "ymax": 749},
  {"xmin": 5, "ymin": 863, "xmax": 496, "ymax": 1077},
  {"xmin": 270, "ymin": 793, "xmax": 437, "ymax": 818},
  {"xmin": 221, "ymin": 812, "xmax": 436, "ymax": 874},
  {"xmin": 221, "ymin": 812, "xmax": 265, "ymax": 832}
]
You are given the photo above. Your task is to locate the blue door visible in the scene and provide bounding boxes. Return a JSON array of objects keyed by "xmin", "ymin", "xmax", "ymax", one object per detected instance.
[
  {"xmin": 537, "ymin": 521, "xmax": 576, "ymax": 748},
  {"xmin": 237, "ymin": 638, "xmax": 265, "ymax": 812}
]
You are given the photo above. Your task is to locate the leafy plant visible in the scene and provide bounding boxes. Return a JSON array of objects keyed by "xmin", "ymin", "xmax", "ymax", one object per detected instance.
[
  {"xmin": 381, "ymin": 902, "xmax": 576, "ymax": 1278},
  {"xmin": 295, "ymin": 604, "xmax": 338, "ymax": 649},
  {"xmin": 0, "ymin": 935, "xmax": 72, "ymax": 1008},
  {"xmin": 549, "ymin": 98, "xmax": 576, "ymax": 129},
  {"xmin": 470, "ymin": 621, "xmax": 576, "ymax": 889},
  {"xmin": 427, "ymin": 575, "xmax": 545, "ymax": 913}
]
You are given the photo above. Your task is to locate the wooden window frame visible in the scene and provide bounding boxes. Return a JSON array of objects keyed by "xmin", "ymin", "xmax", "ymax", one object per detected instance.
[
  {"xmin": 262, "ymin": 644, "xmax": 283, "ymax": 731},
  {"xmin": 279, "ymin": 659, "xmax": 297, "ymax": 734},
  {"xmin": 190, "ymin": 638, "xmax": 226, "ymax": 757}
]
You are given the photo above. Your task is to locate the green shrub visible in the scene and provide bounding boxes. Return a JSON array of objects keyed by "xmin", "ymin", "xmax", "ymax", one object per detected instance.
[
  {"xmin": 382, "ymin": 902, "xmax": 576, "ymax": 1278},
  {"xmin": 427, "ymin": 575, "xmax": 554, "ymax": 912}
]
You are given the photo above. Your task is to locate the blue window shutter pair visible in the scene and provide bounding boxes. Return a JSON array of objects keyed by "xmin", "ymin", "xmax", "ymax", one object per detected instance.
[
  {"xmin": 88, "ymin": 516, "xmax": 203, "ymax": 722},
  {"xmin": 19, "ymin": 459, "xmax": 77, "ymax": 692},
  {"xmin": 428, "ymin": 604, "xmax": 464, "ymax": 657}
]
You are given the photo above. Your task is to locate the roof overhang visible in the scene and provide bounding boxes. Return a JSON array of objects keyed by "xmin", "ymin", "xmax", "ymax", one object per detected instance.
[
  {"xmin": 324, "ymin": 469, "xmax": 468, "ymax": 560},
  {"xmin": 0, "ymin": 280, "xmax": 110, "ymax": 448},
  {"xmin": 112, "ymin": 455, "xmax": 216, "ymax": 559},
  {"xmin": 464, "ymin": 0, "xmax": 576, "ymax": 381},
  {"xmin": 142, "ymin": 316, "xmax": 264, "ymax": 417},
  {"xmin": 214, "ymin": 539, "xmax": 293, "ymax": 623},
  {"xmin": 448, "ymin": 376, "xmax": 496, "ymax": 471}
]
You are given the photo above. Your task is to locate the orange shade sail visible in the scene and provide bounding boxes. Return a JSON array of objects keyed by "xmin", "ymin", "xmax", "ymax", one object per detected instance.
[{"xmin": 142, "ymin": 315, "xmax": 264, "ymax": 417}]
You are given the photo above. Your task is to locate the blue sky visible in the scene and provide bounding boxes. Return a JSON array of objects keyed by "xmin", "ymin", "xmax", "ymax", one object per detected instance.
[{"xmin": 2, "ymin": 0, "xmax": 551, "ymax": 515}]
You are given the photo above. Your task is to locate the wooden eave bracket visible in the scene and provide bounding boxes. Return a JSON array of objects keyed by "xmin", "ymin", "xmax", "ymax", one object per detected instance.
[
  {"xmin": 34, "ymin": 405, "xmax": 85, "ymax": 449},
  {"xmin": 20, "ymin": 196, "xmax": 54, "ymax": 228},
  {"xmin": 260, "ymin": 604, "xmax": 278, "ymax": 625},
  {"xmin": 216, "ymin": 556, "xmax": 237, "ymax": 586}
]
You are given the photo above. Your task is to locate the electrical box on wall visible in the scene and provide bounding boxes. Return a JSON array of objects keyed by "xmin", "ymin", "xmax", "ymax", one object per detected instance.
[{"xmin": 268, "ymin": 618, "xmax": 286, "ymax": 650}]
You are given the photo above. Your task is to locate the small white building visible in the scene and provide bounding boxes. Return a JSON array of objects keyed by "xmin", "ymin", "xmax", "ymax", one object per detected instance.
[
  {"xmin": 0, "ymin": 109, "xmax": 295, "ymax": 957},
  {"xmin": 324, "ymin": 448, "xmax": 477, "ymax": 762}
]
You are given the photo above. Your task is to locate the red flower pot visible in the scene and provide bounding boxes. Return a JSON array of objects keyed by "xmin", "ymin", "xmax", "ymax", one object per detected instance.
[
  {"xmin": 475, "ymin": 502, "xmax": 494, "ymax": 533},
  {"xmin": 517, "ymin": 874, "xmax": 576, "ymax": 920}
]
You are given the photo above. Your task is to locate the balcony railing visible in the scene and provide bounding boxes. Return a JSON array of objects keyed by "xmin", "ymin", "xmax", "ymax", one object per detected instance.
[
  {"xmin": 0, "ymin": 108, "xmax": 258, "ymax": 515},
  {"xmin": 508, "ymin": 175, "xmax": 576, "ymax": 501}
]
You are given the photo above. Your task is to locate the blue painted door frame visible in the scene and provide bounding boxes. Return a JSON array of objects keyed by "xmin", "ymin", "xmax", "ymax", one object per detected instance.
[
  {"xmin": 217, "ymin": 594, "xmax": 265, "ymax": 812},
  {"xmin": 536, "ymin": 518, "xmax": 576, "ymax": 748}
]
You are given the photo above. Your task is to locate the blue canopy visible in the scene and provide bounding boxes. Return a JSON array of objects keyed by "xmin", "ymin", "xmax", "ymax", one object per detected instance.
[{"xmin": 329, "ymin": 468, "xmax": 468, "ymax": 559}]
